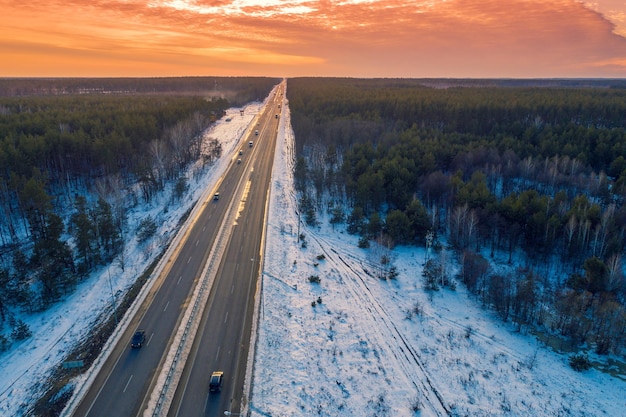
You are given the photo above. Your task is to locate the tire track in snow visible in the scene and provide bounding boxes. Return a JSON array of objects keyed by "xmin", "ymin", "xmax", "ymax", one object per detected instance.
[
  {"xmin": 318, "ymin": 234, "xmax": 529, "ymax": 365},
  {"xmin": 309, "ymin": 233, "xmax": 451, "ymax": 417}
]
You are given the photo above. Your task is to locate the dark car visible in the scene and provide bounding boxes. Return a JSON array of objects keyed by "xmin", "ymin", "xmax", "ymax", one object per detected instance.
[
  {"xmin": 131, "ymin": 330, "xmax": 146, "ymax": 348},
  {"xmin": 209, "ymin": 371, "xmax": 223, "ymax": 392}
]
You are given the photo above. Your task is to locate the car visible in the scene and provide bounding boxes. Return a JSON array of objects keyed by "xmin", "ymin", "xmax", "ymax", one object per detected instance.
[
  {"xmin": 209, "ymin": 371, "xmax": 223, "ymax": 392},
  {"xmin": 213, "ymin": 192, "xmax": 220, "ymax": 201},
  {"xmin": 248, "ymin": 141, "xmax": 253, "ymax": 147},
  {"xmin": 239, "ymin": 149, "xmax": 243, "ymax": 155},
  {"xmin": 131, "ymin": 330, "xmax": 146, "ymax": 348},
  {"xmin": 254, "ymin": 130, "xmax": 259, "ymax": 136},
  {"xmin": 237, "ymin": 158, "xmax": 241, "ymax": 164}
]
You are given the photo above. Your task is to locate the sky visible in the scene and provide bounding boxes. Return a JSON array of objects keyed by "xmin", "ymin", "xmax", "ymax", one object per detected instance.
[{"xmin": 2, "ymin": 0, "xmax": 626, "ymax": 78}]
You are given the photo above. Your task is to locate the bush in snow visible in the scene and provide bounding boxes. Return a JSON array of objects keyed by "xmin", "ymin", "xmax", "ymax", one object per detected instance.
[
  {"xmin": 422, "ymin": 257, "xmax": 454, "ymax": 290},
  {"xmin": 410, "ymin": 397, "xmax": 422, "ymax": 412},
  {"xmin": 308, "ymin": 275, "xmax": 321, "ymax": 284},
  {"xmin": 405, "ymin": 301, "xmax": 423, "ymax": 320},
  {"xmin": 11, "ymin": 319, "xmax": 31, "ymax": 341},
  {"xmin": 136, "ymin": 216, "xmax": 157, "ymax": 243},
  {"xmin": 569, "ymin": 353, "xmax": 592, "ymax": 372}
]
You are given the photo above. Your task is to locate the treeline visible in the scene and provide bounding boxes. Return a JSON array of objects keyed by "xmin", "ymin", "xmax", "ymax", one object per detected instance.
[
  {"xmin": 0, "ymin": 76, "xmax": 278, "ymax": 106},
  {"xmin": 0, "ymin": 78, "xmax": 278, "ymax": 328},
  {"xmin": 288, "ymin": 78, "xmax": 626, "ymax": 355}
]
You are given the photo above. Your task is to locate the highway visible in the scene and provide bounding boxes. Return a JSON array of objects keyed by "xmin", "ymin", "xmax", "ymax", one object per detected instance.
[
  {"xmin": 168, "ymin": 83, "xmax": 282, "ymax": 417},
  {"xmin": 71, "ymin": 82, "xmax": 284, "ymax": 417}
]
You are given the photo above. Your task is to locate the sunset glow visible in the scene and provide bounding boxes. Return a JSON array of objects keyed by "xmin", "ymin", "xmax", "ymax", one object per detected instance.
[{"xmin": 2, "ymin": 0, "xmax": 626, "ymax": 77}]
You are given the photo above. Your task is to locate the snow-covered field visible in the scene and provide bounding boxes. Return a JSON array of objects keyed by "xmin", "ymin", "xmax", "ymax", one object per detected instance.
[
  {"xmin": 251, "ymin": 100, "xmax": 626, "ymax": 416},
  {"xmin": 1, "ymin": 87, "xmax": 625, "ymax": 417}
]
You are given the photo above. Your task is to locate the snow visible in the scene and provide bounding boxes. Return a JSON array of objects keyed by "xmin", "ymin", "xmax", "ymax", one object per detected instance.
[{"xmin": 1, "ymin": 86, "xmax": 625, "ymax": 417}]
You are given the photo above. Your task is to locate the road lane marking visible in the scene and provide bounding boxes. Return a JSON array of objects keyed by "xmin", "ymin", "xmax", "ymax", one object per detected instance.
[
  {"xmin": 177, "ymin": 276, "xmax": 182, "ymax": 285},
  {"xmin": 231, "ymin": 284, "xmax": 235, "ymax": 294},
  {"xmin": 147, "ymin": 333, "xmax": 154, "ymax": 346},
  {"xmin": 187, "ymin": 256, "xmax": 192, "ymax": 264},
  {"xmin": 164, "ymin": 301, "xmax": 170, "ymax": 312},
  {"xmin": 224, "ymin": 312, "xmax": 229, "ymax": 323},
  {"xmin": 216, "ymin": 346, "xmax": 221, "ymax": 361},
  {"xmin": 195, "ymin": 239, "xmax": 199, "ymax": 247},
  {"xmin": 123, "ymin": 375, "xmax": 133, "ymax": 393}
]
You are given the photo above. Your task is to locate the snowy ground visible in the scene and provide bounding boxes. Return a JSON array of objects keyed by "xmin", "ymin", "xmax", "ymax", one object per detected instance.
[
  {"xmin": 1, "ymin": 87, "xmax": 625, "ymax": 417},
  {"xmin": 252, "ymin": 102, "xmax": 626, "ymax": 416}
]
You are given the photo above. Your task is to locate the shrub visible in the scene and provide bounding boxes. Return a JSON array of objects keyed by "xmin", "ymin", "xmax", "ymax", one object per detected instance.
[
  {"xmin": 308, "ymin": 275, "xmax": 321, "ymax": 284},
  {"xmin": 136, "ymin": 216, "xmax": 157, "ymax": 243},
  {"xmin": 11, "ymin": 320, "xmax": 32, "ymax": 341},
  {"xmin": 405, "ymin": 302, "xmax": 422, "ymax": 320},
  {"xmin": 410, "ymin": 397, "xmax": 422, "ymax": 412},
  {"xmin": 569, "ymin": 353, "xmax": 592, "ymax": 372},
  {"xmin": 387, "ymin": 265, "xmax": 399, "ymax": 280}
]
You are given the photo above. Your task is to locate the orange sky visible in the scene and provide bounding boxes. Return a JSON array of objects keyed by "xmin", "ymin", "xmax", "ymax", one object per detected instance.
[{"xmin": 2, "ymin": 0, "xmax": 626, "ymax": 78}]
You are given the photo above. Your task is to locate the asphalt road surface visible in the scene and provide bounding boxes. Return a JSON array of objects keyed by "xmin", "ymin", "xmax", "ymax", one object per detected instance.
[
  {"xmin": 168, "ymin": 83, "xmax": 283, "ymax": 417},
  {"xmin": 72, "ymin": 82, "xmax": 284, "ymax": 417}
]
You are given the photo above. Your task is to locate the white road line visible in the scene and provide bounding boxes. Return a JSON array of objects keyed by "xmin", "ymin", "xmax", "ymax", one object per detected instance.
[
  {"xmin": 164, "ymin": 301, "xmax": 170, "ymax": 312},
  {"xmin": 187, "ymin": 256, "xmax": 191, "ymax": 264},
  {"xmin": 123, "ymin": 375, "xmax": 133, "ymax": 393},
  {"xmin": 215, "ymin": 346, "xmax": 221, "ymax": 361},
  {"xmin": 224, "ymin": 312, "xmax": 229, "ymax": 323},
  {"xmin": 177, "ymin": 276, "xmax": 182, "ymax": 285}
]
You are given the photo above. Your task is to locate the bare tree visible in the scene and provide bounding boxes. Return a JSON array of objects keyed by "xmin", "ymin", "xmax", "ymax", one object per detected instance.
[
  {"xmin": 449, "ymin": 204, "xmax": 468, "ymax": 249},
  {"xmin": 606, "ymin": 254, "xmax": 625, "ymax": 294},
  {"xmin": 564, "ymin": 215, "xmax": 577, "ymax": 257},
  {"xmin": 466, "ymin": 209, "xmax": 479, "ymax": 250}
]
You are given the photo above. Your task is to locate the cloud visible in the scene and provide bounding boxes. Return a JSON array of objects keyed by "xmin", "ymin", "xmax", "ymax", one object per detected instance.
[{"xmin": 2, "ymin": 0, "xmax": 626, "ymax": 77}]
